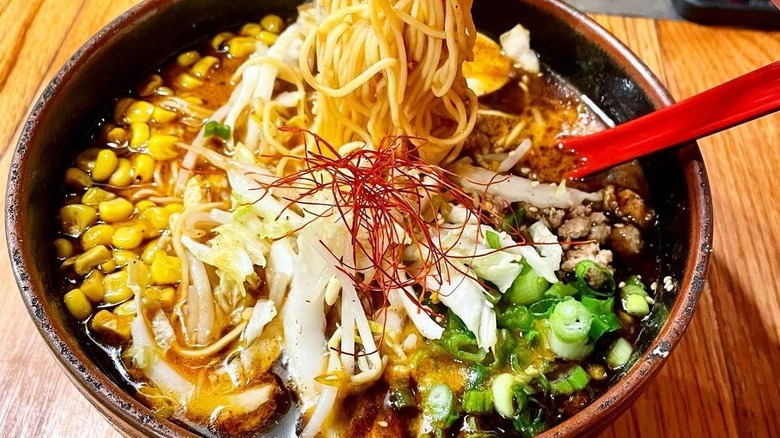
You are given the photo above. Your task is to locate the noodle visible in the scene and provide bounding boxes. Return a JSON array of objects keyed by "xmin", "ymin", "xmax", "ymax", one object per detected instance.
[
  {"xmin": 181, "ymin": 0, "xmax": 479, "ymax": 184},
  {"xmin": 300, "ymin": 0, "xmax": 478, "ymax": 164}
]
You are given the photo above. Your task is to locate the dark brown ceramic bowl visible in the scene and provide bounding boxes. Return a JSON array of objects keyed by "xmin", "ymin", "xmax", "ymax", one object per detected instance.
[{"xmin": 6, "ymin": 0, "xmax": 712, "ymax": 436}]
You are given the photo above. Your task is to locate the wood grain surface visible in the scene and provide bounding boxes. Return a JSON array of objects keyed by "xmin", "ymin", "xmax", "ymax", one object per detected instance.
[{"xmin": 1, "ymin": 2, "xmax": 778, "ymax": 437}]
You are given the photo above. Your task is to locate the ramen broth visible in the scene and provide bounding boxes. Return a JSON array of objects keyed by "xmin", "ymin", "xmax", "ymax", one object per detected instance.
[{"xmin": 54, "ymin": 11, "xmax": 658, "ymax": 437}]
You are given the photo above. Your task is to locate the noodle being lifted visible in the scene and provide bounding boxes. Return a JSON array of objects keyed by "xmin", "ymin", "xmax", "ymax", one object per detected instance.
[{"xmin": 55, "ymin": 0, "xmax": 659, "ymax": 436}]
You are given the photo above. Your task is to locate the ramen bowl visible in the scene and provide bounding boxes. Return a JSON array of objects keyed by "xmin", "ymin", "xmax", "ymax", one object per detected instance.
[{"xmin": 6, "ymin": 0, "xmax": 712, "ymax": 436}]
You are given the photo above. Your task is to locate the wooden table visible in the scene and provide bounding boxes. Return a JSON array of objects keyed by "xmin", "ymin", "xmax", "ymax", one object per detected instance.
[{"xmin": 1, "ymin": 1, "xmax": 778, "ymax": 437}]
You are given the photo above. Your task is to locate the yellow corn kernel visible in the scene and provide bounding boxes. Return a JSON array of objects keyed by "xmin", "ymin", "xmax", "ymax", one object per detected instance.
[
  {"xmin": 191, "ymin": 55, "xmax": 219, "ymax": 78},
  {"xmin": 152, "ymin": 106, "xmax": 178, "ymax": 124},
  {"xmin": 106, "ymin": 127, "xmax": 127, "ymax": 146},
  {"xmin": 64, "ymin": 289, "xmax": 92, "ymax": 321},
  {"xmin": 64, "ymin": 167, "xmax": 93, "ymax": 189},
  {"xmin": 175, "ymin": 72, "xmax": 203, "ymax": 89},
  {"xmin": 256, "ymin": 30, "xmax": 278, "ymax": 46},
  {"xmin": 80, "ymin": 270, "xmax": 105, "ymax": 302},
  {"xmin": 76, "ymin": 148, "xmax": 101, "ymax": 172},
  {"xmin": 113, "ymin": 98, "xmax": 135, "ymax": 124},
  {"xmin": 138, "ymin": 74, "xmax": 163, "ymax": 97},
  {"xmin": 91, "ymin": 310, "xmax": 132, "ymax": 341},
  {"xmin": 74, "ymin": 245, "xmax": 111, "ymax": 275},
  {"xmin": 240, "ymin": 23, "xmax": 263, "ymax": 38},
  {"xmin": 59, "ymin": 204, "xmax": 98, "ymax": 237},
  {"xmin": 131, "ymin": 154, "xmax": 156, "ymax": 184},
  {"xmin": 103, "ymin": 270, "xmax": 133, "ymax": 304},
  {"xmin": 182, "ymin": 96, "xmax": 203, "ymax": 105},
  {"xmin": 141, "ymin": 240, "xmax": 163, "ymax": 265},
  {"xmin": 99, "ymin": 259, "xmax": 117, "ymax": 274},
  {"xmin": 164, "ymin": 203, "xmax": 184, "ymax": 214},
  {"xmin": 113, "ymin": 249, "xmax": 139, "ymax": 267},
  {"xmin": 136, "ymin": 200, "xmax": 156, "ymax": 213},
  {"xmin": 81, "ymin": 187, "xmax": 116, "ymax": 206},
  {"xmin": 177, "ymin": 50, "xmax": 201, "ymax": 67},
  {"xmin": 81, "ymin": 224, "xmax": 115, "ymax": 250},
  {"xmin": 139, "ymin": 207, "xmax": 171, "ymax": 230},
  {"xmin": 61, "ymin": 256, "xmax": 77, "ymax": 270},
  {"xmin": 144, "ymin": 286, "xmax": 176, "ymax": 309},
  {"xmin": 113, "ymin": 301, "xmax": 137, "ymax": 317},
  {"xmin": 98, "ymin": 197, "xmax": 134, "ymax": 223},
  {"xmin": 211, "ymin": 32, "xmax": 234, "ymax": 51},
  {"xmin": 108, "ymin": 158, "xmax": 133, "ymax": 187},
  {"xmin": 150, "ymin": 252, "xmax": 181, "ymax": 285},
  {"xmin": 156, "ymin": 86, "xmax": 174, "ymax": 97},
  {"xmin": 147, "ymin": 134, "xmax": 179, "ymax": 161},
  {"xmin": 54, "ymin": 238, "xmax": 74, "ymax": 259},
  {"xmin": 129, "ymin": 122, "xmax": 150, "ymax": 150},
  {"xmin": 125, "ymin": 101, "xmax": 155, "ymax": 123},
  {"xmin": 91, "ymin": 149, "xmax": 119, "ymax": 182},
  {"xmin": 153, "ymin": 124, "xmax": 185, "ymax": 137},
  {"xmin": 112, "ymin": 225, "xmax": 144, "ymax": 250},
  {"xmin": 260, "ymin": 14, "xmax": 283, "ymax": 33},
  {"xmin": 136, "ymin": 219, "xmax": 161, "ymax": 240},
  {"xmin": 228, "ymin": 37, "xmax": 257, "ymax": 58}
]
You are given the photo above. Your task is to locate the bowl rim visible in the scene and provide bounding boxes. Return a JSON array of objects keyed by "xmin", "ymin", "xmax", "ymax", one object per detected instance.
[{"xmin": 6, "ymin": 0, "xmax": 713, "ymax": 436}]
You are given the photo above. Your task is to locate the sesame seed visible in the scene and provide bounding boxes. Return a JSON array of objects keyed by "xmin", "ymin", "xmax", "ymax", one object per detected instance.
[
  {"xmin": 378, "ymin": 421, "xmax": 388, "ymax": 428},
  {"xmin": 531, "ymin": 181, "xmax": 540, "ymax": 187},
  {"xmin": 650, "ymin": 281, "xmax": 658, "ymax": 291}
]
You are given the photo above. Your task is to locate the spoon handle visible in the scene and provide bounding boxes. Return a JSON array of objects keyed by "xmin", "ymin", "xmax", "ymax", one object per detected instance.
[{"xmin": 566, "ymin": 60, "xmax": 780, "ymax": 178}]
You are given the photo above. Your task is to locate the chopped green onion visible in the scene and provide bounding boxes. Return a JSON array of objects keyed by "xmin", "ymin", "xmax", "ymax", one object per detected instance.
[
  {"xmin": 501, "ymin": 206, "xmax": 525, "ymax": 233},
  {"xmin": 529, "ymin": 298, "xmax": 560, "ymax": 318},
  {"xmin": 485, "ymin": 230, "xmax": 501, "ymax": 249},
  {"xmin": 574, "ymin": 260, "xmax": 616, "ymax": 298},
  {"xmin": 621, "ymin": 284, "xmax": 647, "ymax": 297},
  {"xmin": 535, "ymin": 372, "xmax": 551, "ymax": 392},
  {"xmin": 624, "ymin": 275, "xmax": 644, "ymax": 288},
  {"xmin": 204, "ymin": 120, "xmax": 231, "ymax": 140},
  {"xmin": 580, "ymin": 295, "xmax": 622, "ymax": 341},
  {"xmin": 508, "ymin": 348, "xmax": 531, "ymax": 374},
  {"xmin": 440, "ymin": 312, "xmax": 487, "ymax": 363},
  {"xmin": 423, "ymin": 384, "xmax": 458, "ymax": 428},
  {"xmin": 387, "ymin": 385, "xmax": 415, "ymax": 410},
  {"xmin": 544, "ymin": 282, "xmax": 578, "ymax": 299},
  {"xmin": 624, "ymin": 294, "xmax": 650, "ymax": 317},
  {"xmin": 444, "ymin": 332, "xmax": 487, "ymax": 363},
  {"xmin": 606, "ymin": 337, "xmax": 634, "ymax": 369},
  {"xmin": 491, "ymin": 329, "xmax": 519, "ymax": 369},
  {"xmin": 445, "ymin": 311, "xmax": 469, "ymax": 333},
  {"xmin": 504, "ymin": 263, "xmax": 550, "ymax": 305},
  {"xmin": 484, "ymin": 288, "xmax": 502, "ymax": 306},
  {"xmin": 547, "ymin": 332, "xmax": 593, "ymax": 360},
  {"xmin": 497, "ymin": 305, "xmax": 534, "ymax": 331},
  {"xmin": 549, "ymin": 298, "xmax": 591, "ymax": 344},
  {"xmin": 620, "ymin": 277, "xmax": 651, "ymax": 317},
  {"xmin": 491, "ymin": 374, "xmax": 527, "ymax": 418},
  {"xmin": 512, "ymin": 407, "xmax": 548, "ymax": 437},
  {"xmin": 465, "ymin": 363, "xmax": 492, "ymax": 390},
  {"xmin": 463, "ymin": 390, "xmax": 494, "ymax": 414},
  {"xmin": 547, "ymin": 299, "xmax": 594, "ymax": 360},
  {"xmin": 524, "ymin": 329, "xmax": 541, "ymax": 345},
  {"xmin": 551, "ymin": 365, "xmax": 590, "ymax": 395}
]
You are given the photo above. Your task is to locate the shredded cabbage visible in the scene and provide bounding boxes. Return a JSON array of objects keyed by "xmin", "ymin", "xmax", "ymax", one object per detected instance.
[{"xmin": 452, "ymin": 161, "xmax": 602, "ymax": 209}]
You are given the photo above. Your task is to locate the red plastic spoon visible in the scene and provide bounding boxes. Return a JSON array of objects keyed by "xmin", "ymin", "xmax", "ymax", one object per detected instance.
[{"xmin": 564, "ymin": 61, "xmax": 780, "ymax": 178}]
